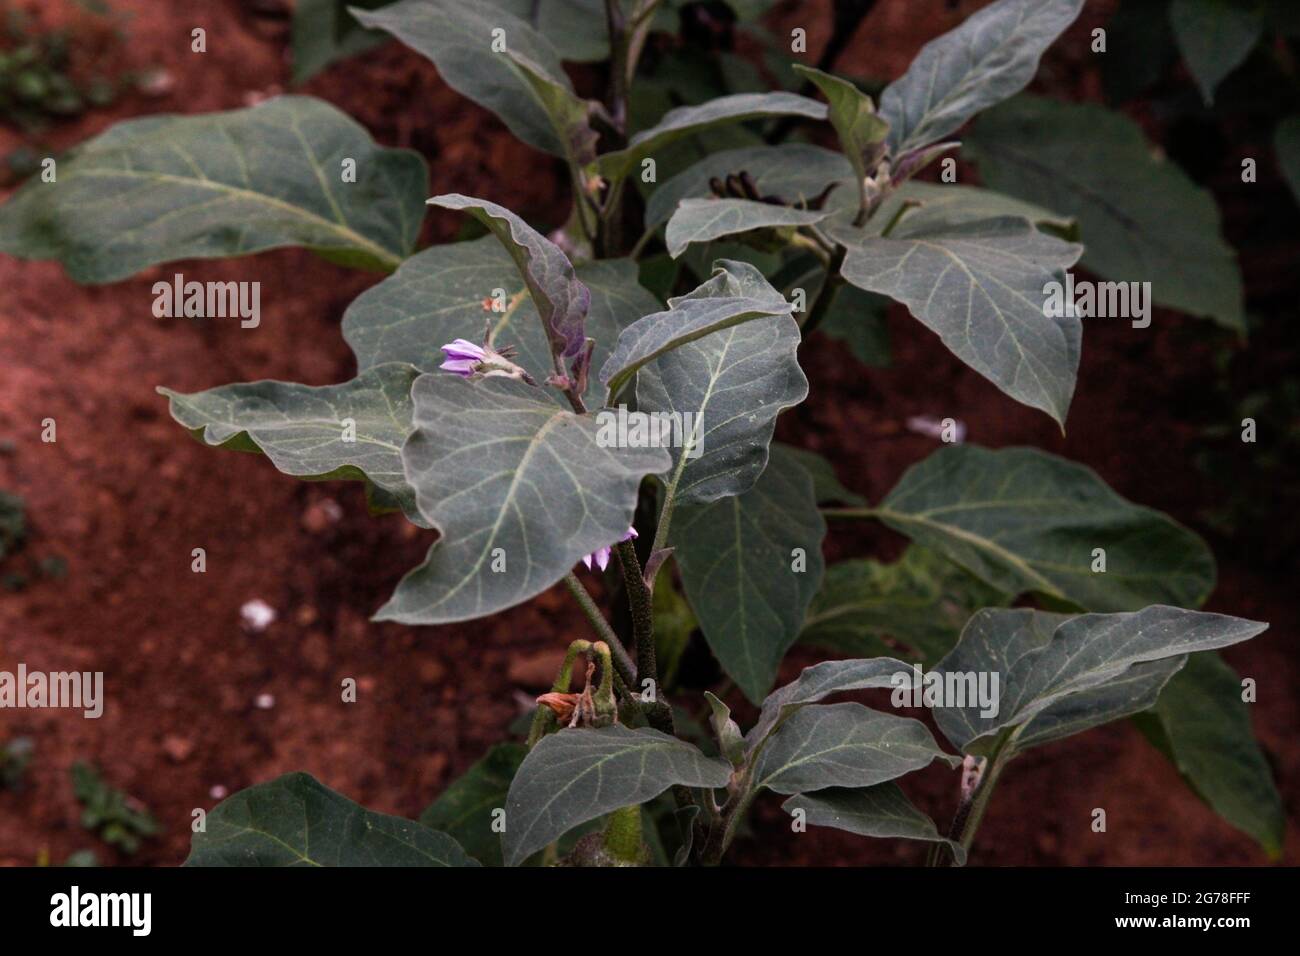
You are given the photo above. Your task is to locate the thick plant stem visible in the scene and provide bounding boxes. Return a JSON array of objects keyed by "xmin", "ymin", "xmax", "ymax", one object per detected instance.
[
  {"xmin": 563, "ymin": 572, "xmax": 636, "ymax": 686},
  {"xmin": 615, "ymin": 540, "xmax": 674, "ymax": 733},
  {"xmin": 601, "ymin": 805, "xmax": 645, "ymax": 863},
  {"xmin": 799, "ymin": 247, "xmax": 846, "ymax": 335}
]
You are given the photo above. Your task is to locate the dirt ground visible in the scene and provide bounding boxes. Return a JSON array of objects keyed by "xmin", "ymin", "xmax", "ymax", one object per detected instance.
[{"xmin": 0, "ymin": 0, "xmax": 1295, "ymax": 867}]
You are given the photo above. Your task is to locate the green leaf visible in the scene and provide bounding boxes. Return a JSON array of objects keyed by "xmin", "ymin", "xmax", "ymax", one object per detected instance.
[
  {"xmin": 932, "ymin": 606, "xmax": 1268, "ymax": 755},
  {"xmin": 754, "ymin": 703, "xmax": 958, "ymax": 794},
  {"xmin": 965, "ymin": 96, "xmax": 1245, "ymax": 332},
  {"xmin": 1169, "ymin": 0, "xmax": 1263, "ymax": 105},
  {"xmin": 599, "ymin": 92, "xmax": 828, "ymax": 181},
  {"xmin": 670, "ymin": 446, "xmax": 825, "ymax": 703},
  {"xmin": 835, "ymin": 215, "xmax": 1083, "ymax": 424},
  {"xmin": 876, "ymin": 445, "xmax": 1217, "ymax": 611},
  {"xmin": 185, "ymin": 772, "xmax": 479, "ymax": 866},
  {"xmin": 1136, "ymin": 653, "xmax": 1284, "ymax": 857},
  {"xmin": 870, "ymin": 181, "xmax": 1077, "ymax": 237},
  {"xmin": 342, "ymin": 237, "xmax": 658, "ymax": 409},
  {"xmin": 793, "ymin": 64, "xmax": 889, "ymax": 218},
  {"xmin": 632, "ymin": 265, "xmax": 805, "ymax": 503},
  {"xmin": 879, "ymin": 0, "xmax": 1084, "ymax": 153},
  {"xmin": 800, "ymin": 546, "xmax": 1008, "ymax": 664},
  {"xmin": 645, "ymin": 143, "xmax": 852, "ymax": 230},
  {"xmin": 816, "ymin": 284, "xmax": 892, "ymax": 368},
  {"xmin": 1275, "ymin": 115, "xmax": 1300, "ymax": 206},
  {"xmin": 490, "ymin": 0, "xmax": 611, "ymax": 62},
  {"xmin": 745, "ymin": 656, "xmax": 915, "ymax": 749},
  {"xmin": 601, "ymin": 258, "xmax": 794, "ymax": 404},
  {"xmin": 503, "ymin": 726, "xmax": 731, "ymax": 866},
  {"xmin": 502, "ymin": 49, "xmax": 600, "ymax": 169},
  {"xmin": 419, "ymin": 743, "xmax": 525, "ymax": 867},
  {"xmin": 292, "ymin": 0, "xmax": 389, "ymax": 84},
  {"xmin": 774, "ymin": 444, "xmax": 865, "ymax": 506},
  {"xmin": 704, "ymin": 691, "xmax": 746, "ymax": 767},
  {"xmin": 0, "ymin": 95, "xmax": 427, "ymax": 281},
  {"xmin": 429, "ymin": 194, "xmax": 589, "ymax": 363},
  {"xmin": 782, "ymin": 785, "xmax": 966, "ymax": 864},
  {"xmin": 354, "ymin": 0, "xmax": 573, "ymax": 155},
  {"xmin": 159, "ymin": 363, "xmax": 424, "ymax": 525},
  {"xmin": 664, "ymin": 198, "xmax": 831, "ymax": 259},
  {"xmin": 376, "ymin": 375, "xmax": 669, "ymax": 624}
]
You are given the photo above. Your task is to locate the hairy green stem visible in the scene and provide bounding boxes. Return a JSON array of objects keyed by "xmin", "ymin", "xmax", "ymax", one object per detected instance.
[{"xmin": 615, "ymin": 540, "xmax": 674, "ymax": 734}]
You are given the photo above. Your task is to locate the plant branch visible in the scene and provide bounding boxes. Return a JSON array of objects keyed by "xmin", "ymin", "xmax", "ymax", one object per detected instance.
[
  {"xmin": 799, "ymin": 245, "xmax": 846, "ymax": 335},
  {"xmin": 614, "ymin": 540, "xmax": 674, "ymax": 731}
]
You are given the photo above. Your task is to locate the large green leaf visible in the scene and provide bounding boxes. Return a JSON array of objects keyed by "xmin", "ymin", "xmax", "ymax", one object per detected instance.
[
  {"xmin": 879, "ymin": 0, "xmax": 1084, "ymax": 153},
  {"xmin": 782, "ymin": 784, "xmax": 966, "ymax": 864},
  {"xmin": 503, "ymin": 726, "xmax": 731, "ymax": 866},
  {"xmin": 0, "ymin": 96, "xmax": 426, "ymax": 282},
  {"xmin": 817, "ymin": 284, "xmax": 893, "ymax": 368},
  {"xmin": 664, "ymin": 198, "xmax": 831, "ymax": 259},
  {"xmin": 429, "ymin": 194, "xmax": 589, "ymax": 363},
  {"xmin": 599, "ymin": 92, "xmax": 828, "ymax": 181},
  {"xmin": 376, "ymin": 375, "xmax": 669, "ymax": 624},
  {"xmin": 745, "ymin": 656, "xmax": 914, "ymax": 749},
  {"xmin": 419, "ymin": 742, "xmax": 526, "ymax": 867},
  {"xmin": 932, "ymin": 606, "xmax": 1268, "ymax": 755},
  {"xmin": 875, "ymin": 445, "xmax": 1217, "ymax": 611},
  {"xmin": 669, "ymin": 445, "xmax": 825, "ymax": 703},
  {"xmin": 185, "ymin": 772, "xmax": 478, "ymax": 866},
  {"xmin": 800, "ymin": 546, "xmax": 1008, "ymax": 664},
  {"xmin": 342, "ymin": 237, "xmax": 657, "ymax": 409},
  {"xmin": 354, "ymin": 0, "xmax": 573, "ymax": 155},
  {"xmin": 754, "ymin": 703, "xmax": 957, "ymax": 794},
  {"xmin": 159, "ymin": 363, "xmax": 424, "ymax": 524},
  {"xmin": 645, "ymin": 143, "xmax": 852, "ymax": 230},
  {"xmin": 1169, "ymin": 0, "xmax": 1263, "ymax": 105},
  {"xmin": 775, "ymin": 444, "xmax": 865, "ymax": 507},
  {"xmin": 1136, "ymin": 653, "xmax": 1284, "ymax": 857},
  {"xmin": 491, "ymin": 0, "xmax": 612, "ymax": 62},
  {"xmin": 965, "ymin": 96, "xmax": 1245, "ymax": 331},
  {"xmin": 603, "ymin": 257, "xmax": 793, "ymax": 396},
  {"xmin": 836, "ymin": 215, "xmax": 1083, "ymax": 425}
]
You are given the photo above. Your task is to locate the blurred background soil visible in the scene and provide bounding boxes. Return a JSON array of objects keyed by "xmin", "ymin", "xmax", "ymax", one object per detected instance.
[{"xmin": 0, "ymin": 0, "xmax": 1295, "ymax": 866}]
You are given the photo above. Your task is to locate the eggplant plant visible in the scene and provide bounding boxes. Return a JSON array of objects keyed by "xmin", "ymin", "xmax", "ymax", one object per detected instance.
[{"xmin": 0, "ymin": 0, "xmax": 1281, "ymax": 866}]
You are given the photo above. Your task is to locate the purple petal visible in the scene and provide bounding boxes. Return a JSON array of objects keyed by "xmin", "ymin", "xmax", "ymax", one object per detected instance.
[
  {"xmin": 439, "ymin": 358, "xmax": 478, "ymax": 376},
  {"xmin": 619, "ymin": 526, "xmax": 638, "ymax": 543},
  {"xmin": 594, "ymin": 547, "xmax": 612, "ymax": 572},
  {"xmin": 581, "ymin": 553, "xmax": 594, "ymax": 571},
  {"xmin": 440, "ymin": 339, "xmax": 487, "ymax": 362}
]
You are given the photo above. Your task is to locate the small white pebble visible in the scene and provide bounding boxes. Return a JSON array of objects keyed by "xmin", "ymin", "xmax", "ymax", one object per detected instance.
[
  {"xmin": 255, "ymin": 693, "xmax": 275, "ymax": 710},
  {"xmin": 240, "ymin": 599, "xmax": 277, "ymax": 633}
]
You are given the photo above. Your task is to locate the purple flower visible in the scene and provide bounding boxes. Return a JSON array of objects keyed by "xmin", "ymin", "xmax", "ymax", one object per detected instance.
[
  {"xmin": 440, "ymin": 338, "xmax": 487, "ymax": 377},
  {"xmin": 582, "ymin": 526, "xmax": 637, "ymax": 572}
]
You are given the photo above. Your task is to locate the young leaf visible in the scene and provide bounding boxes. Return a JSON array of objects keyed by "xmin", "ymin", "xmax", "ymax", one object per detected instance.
[
  {"xmin": 503, "ymin": 726, "xmax": 731, "ymax": 867},
  {"xmin": 645, "ymin": 143, "xmax": 852, "ymax": 230},
  {"xmin": 503, "ymin": 49, "xmax": 600, "ymax": 170},
  {"xmin": 745, "ymin": 656, "xmax": 914, "ymax": 749},
  {"xmin": 754, "ymin": 703, "xmax": 958, "ymax": 794},
  {"xmin": 868, "ymin": 181, "xmax": 1077, "ymax": 237},
  {"xmin": 835, "ymin": 215, "xmax": 1083, "ymax": 425},
  {"xmin": 419, "ymin": 742, "xmax": 526, "ymax": 867},
  {"xmin": 1136, "ymin": 653, "xmax": 1284, "ymax": 858},
  {"xmin": 792, "ymin": 65, "xmax": 889, "ymax": 220},
  {"xmin": 664, "ymin": 198, "xmax": 831, "ymax": 259},
  {"xmin": 353, "ymin": 0, "xmax": 573, "ymax": 155},
  {"xmin": 429, "ymin": 194, "xmax": 589, "ymax": 363},
  {"xmin": 878, "ymin": 0, "xmax": 1084, "ymax": 153},
  {"xmin": 782, "ymin": 785, "xmax": 967, "ymax": 865},
  {"xmin": 600, "ymin": 258, "xmax": 795, "ymax": 402},
  {"xmin": 375, "ymin": 375, "xmax": 669, "ymax": 625},
  {"xmin": 931, "ymin": 606, "xmax": 1268, "ymax": 755},
  {"xmin": 342, "ymin": 237, "xmax": 657, "ymax": 409},
  {"xmin": 875, "ymin": 445, "xmax": 1217, "ymax": 611},
  {"xmin": 159, "ymin": 363, "xmax": 425, "ymax": 525},
  {"xmin": 0, "ymin": 96, "xmax": 427, "ymax": 281},
  {"xmin": 1169, "ymin": 0, "xmax": 1263, "ymax": 105},
  {"xmin": 800, "ymin": 546, "xmax": 1008, "ymax": 664},
  {"xmin": 185, "ymin": 772, "xmax": 479, "ymax": 866},
  {"xmin": 704, "ymin": 691, "xmax": 746, "ymax": 767},
  {"xmin": 670, "ymin": 446, "xmax": 825, "ymax": 703},
  {"xmin": 599, "ymin": 92, "xmax": 829, "ymax": 181},
  {"xmin": 964, "ymin": 96, "xmax": 1245, "ymax": 332}
]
